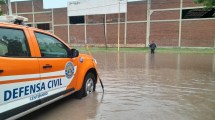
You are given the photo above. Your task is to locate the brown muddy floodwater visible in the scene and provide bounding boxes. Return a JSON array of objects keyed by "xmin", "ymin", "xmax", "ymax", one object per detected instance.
[{"xmin": 19, "ymin": 52, "xmax": 215, "ymax": 120}]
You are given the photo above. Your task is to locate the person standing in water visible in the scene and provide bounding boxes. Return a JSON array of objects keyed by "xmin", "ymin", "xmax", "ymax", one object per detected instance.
[{"xmin": 149, "ymin": 41, "xmax": 157, "ymax": 54}]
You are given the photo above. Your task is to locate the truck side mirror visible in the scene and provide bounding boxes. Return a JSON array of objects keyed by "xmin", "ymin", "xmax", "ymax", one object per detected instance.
[{"xmin": 71, "ymin": 49, "xmax": 79, "ymax": 58}]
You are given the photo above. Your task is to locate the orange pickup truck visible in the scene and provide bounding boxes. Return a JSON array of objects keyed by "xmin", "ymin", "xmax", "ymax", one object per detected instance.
[{"xmin": 0, "ymin": 22, "xmax": 98, "ymax": 119}]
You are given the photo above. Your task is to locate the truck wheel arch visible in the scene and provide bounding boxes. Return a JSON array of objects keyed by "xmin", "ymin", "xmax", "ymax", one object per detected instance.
[
  {"xmin": 76, "ymin": 67, "xmax": 97, "ymax": 91},
  {"xmin": 74, "ymin": 68, "xmax": 97, "ymax": 99}
]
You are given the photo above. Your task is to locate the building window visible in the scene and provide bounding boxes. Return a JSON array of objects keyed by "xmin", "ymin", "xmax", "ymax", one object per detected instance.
[
  {"xmin": 182, "ymin": 8, "xmax": 215, "ymax": 19},
  {"xmin": 37, "ymin": 23, "xmax": 50, "ymax": 30},
  {"xmin": 69, "ymin": 16, "xmax": 85, "ymax": 24},
  {"xmin": 87, "ymin": 15, "xmax": 105, "ymax": 24}
]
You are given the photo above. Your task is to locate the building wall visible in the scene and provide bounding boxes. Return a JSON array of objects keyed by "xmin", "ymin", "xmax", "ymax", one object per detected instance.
[
  {"xmin": 54, "ymin": 26, "xmax": 68, "ymax": 43},
  {"xmin": 2, "ymin": 0, "xmax": 215, "ymax": 48},
  {"xmin": 181, "ymin": 20, "xmax": 215, "ymax": 47},
  {"xmin": 107, "ymin": 24, "xmax": 125, "ymax": 44},
  {"xmin": 33, "ymin": 0, "xmax": 51, "ymax": 12},
  {"xmin": 17, "ymin": 1, "xmax": 32, "ymax": 13},
  {"xmin": 34, "ymin": 13, "xmax": 52, "ymax": 22},
  {"xmin": 87, "ymin": 24, "xmax": 105, "ymax": 44},
  {"xmin": 53, "ymin": 8, "xmax": 67, "ymax": 25},
  {"xmin": 70, "ymin": 25, "xmax": 85, "ymax": 44},
  {"xmin": 127, "ymin": 1, "xmax": 147, "ymax": 21},
  {"xmin": 151, "ymin": 0, "xmax": 180, "ymax": 9},
  {"xmin": 150, "ymin": 21, "xmax": 179, "ymax": 47},
  {"xmin": 127, "ymin": 23, "xmax": 146, "ymax": 45},
  {"xmin": 151, "ymin": 10, "xmax": 180, "ymax": 20}
]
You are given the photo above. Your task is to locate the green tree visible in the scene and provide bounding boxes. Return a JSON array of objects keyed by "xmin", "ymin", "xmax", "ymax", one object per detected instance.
[
  {"xmin": 193, "ymin": 0, "xmax": 215, "ymax": 8},
  {"xmin": 0, "ymin": 0, "xmax": 5, "ymax": 15},
  {"xmin": 194, "ymin": 0, "xmax": 215, "ymax": 17}
]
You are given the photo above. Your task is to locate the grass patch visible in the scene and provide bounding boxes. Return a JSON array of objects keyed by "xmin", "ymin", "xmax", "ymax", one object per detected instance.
[
  {"xmin": 73, "ymin": 47, "xmax": 215, "ymax": 54},
  {"xmin": 157, "ymin": 48, "xmax": 215, "ymax": 54}
]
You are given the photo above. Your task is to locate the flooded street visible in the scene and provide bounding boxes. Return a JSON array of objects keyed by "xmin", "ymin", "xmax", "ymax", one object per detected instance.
[{"xmin": 19, "ymin": 52, "xmax": 215, "ymax": 120}]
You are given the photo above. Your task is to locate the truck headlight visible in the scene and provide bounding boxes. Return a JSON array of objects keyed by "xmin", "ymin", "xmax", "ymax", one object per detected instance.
[{"xmin": 92, "ymin": 58, "xmax": 97, "ymax": 64}]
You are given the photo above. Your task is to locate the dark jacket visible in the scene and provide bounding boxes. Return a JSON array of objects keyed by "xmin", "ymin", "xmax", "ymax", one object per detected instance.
[{"xmin": 149, "ymin": 43, "xmax": 156, "ymax": 49}]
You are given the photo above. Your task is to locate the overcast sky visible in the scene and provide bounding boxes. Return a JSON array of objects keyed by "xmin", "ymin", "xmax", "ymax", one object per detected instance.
[{"xmin": 11, "ymin": 0, "xmax": 144, "ymax": 9}]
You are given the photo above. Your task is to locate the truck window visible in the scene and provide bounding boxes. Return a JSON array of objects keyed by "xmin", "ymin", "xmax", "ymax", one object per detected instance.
[
  {"xmin": 34, "ymin": 32, "xmax": 69, "ymax": 58},
  {"xmin": 0, "ymin": 28, "xmax": 31, "ymax": 57}
]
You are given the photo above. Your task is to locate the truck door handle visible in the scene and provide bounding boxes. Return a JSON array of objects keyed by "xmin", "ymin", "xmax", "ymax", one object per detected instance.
[
  {"xmin": 0, "ymin": 70, "xmax": 4, "ymax": 73},
  {"xmin": 43, "ymin": 65, "xmax": 52, "ymax": 69}
]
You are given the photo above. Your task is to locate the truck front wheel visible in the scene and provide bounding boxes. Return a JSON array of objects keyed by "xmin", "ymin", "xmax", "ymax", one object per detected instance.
[{"xmin": 75, "ymin": 73, "xmax": 96, "ymax": 99}]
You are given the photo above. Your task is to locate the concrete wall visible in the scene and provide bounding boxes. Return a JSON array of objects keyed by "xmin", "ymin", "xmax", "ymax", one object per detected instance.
[{"xmin": 1, "ymin": 0, "xmax": 215, "ymax": 48}]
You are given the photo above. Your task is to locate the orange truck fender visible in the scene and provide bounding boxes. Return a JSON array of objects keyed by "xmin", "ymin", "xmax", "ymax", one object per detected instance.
[{"xmin": 73, "ymin": 54, "xmax": 98, "ymax": 91}]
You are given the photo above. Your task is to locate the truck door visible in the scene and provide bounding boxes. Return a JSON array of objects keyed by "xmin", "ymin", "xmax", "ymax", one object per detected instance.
[
  {"xmin": 32, "ymin": 32, "xmax": 78, "ymax": 102},
  {"xmin": 0, "ymin": 27, "xmax": 40, "ymax": 119}
]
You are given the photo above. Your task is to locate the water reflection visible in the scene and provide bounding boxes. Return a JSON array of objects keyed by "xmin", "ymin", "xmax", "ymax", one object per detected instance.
[
  {"xmin": 18, "ymin": 93, "xmax": 102, "ymax": 120},
  {"xmin": 93, "ymin": 52, "xmax": 215, "ymax": 120}
]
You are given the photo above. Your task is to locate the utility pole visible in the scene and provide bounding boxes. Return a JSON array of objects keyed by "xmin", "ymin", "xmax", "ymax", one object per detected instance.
[
  {"xmin": 146, "ymin": 0, "xmax": 151, "ymax": 47},
  {"xmin": 6, "ymin": 0, "xmax": 12, "ymax": 15},
  {"xmin": 85, "ymin": 15, "xmax": 87, "ymax": 44},
  {"xmin": 104, "ymin": 14, "xmax": 108, "ymax": 48},
  {"xmin": 178, "ymin": 0, "xmax": 183, "ymax": 47},
  {"xmin": 124, "ymin": 0, "xmax": 127, "ymax": 47},
  {"xmin": 118, "ymin": 0, "xmax": 120, "ymax": 52}
]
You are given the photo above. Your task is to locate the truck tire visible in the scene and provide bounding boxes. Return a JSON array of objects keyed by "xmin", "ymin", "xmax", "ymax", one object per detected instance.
[{"xmin": 75, "ymin": 72, "xmax": 96, "ymax": 99}]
